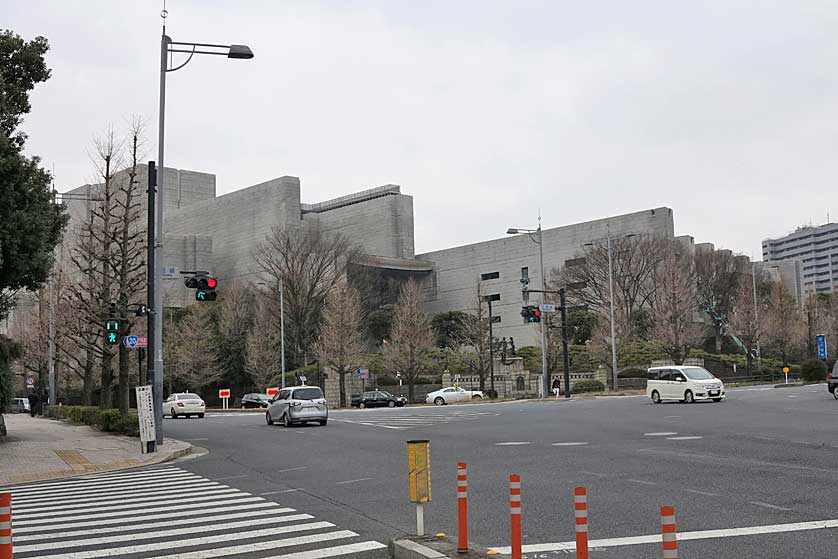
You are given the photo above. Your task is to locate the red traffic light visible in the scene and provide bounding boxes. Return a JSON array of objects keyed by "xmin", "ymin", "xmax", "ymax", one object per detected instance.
[
  {"xmin": 534, "ymin": 309, "xmax": 541, "ymax": 317},
  {"xmin": 206, "ymin": 277, "xmax": 218, "ymax": 289}
]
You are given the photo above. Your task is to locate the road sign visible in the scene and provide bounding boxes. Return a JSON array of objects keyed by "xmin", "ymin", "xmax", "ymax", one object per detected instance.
[
  {"xmin": 123, "ymin": 335, "xmax": 139, "ymax": 349},
  {"xmin": 782, "ymin": 366, "xmax": 790, "ymax": 374},
  {"xmin": 135, "ymin": 386, "xmax": 156, "ymax": 453},
  {"xmin": 25, "ymin": 376, "xmax": 34, "ymax": 389},
  {"xmin": 135, "ymin": 336, "xmax": 148, "ymax": 348},
  {"xmin": 266, "ymin": 387, "xmax": 279, "ymax": 397},
  {"xmin": 358, "ymin": 367, "xmax": 369, "ymax": 380},
  {"xmin": 816, "ymin": 335, "xmax": 827, "ymax": 360},
  {"xmin": 218, "ymin": 389, "xmax": 231, "ymax": 398},
  {"xmin": 539, "ymin": 304, "xmax": 556, "ymax": 313}
]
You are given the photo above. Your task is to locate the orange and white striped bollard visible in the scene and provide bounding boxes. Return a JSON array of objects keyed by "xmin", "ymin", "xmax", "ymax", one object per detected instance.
[
  {"xmin": 457, "ymin": 463, "xmax": 468, "ymax": 554},
  {"xmin": 661, "ymin": 505, "xmax": 677, "ymax": 559},
  {"xmin": 510, "ymin": 474, "xmax": 522, "ymax": 559},
  {"xmin": 0, "ymin": 493, "xmax": 11, "ymax": 559},
  {"xmin": 574, "ymin": 487, "xmax": 588, "ymax": 559}
]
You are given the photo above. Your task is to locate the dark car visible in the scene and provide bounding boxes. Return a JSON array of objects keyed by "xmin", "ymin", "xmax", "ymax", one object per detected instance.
[
  {"xmin": 241, "ymin": 393, "xmax": 271, "ymax": 408},
  {"xmin": 829, "ymin": 361, "xmax": 838, "ymax": 400},
  {"xmin": 351, "ymin": 390, "xmax": 407, "ymax": 409}
]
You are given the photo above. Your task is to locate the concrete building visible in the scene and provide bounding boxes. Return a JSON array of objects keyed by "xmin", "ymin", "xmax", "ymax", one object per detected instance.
[
  {"xmin": 762, "ymin": 223, "xmax": 838, "ymax": 296},
  {"xmin": 417, "ymin": 208, "xmax": 675, "ymax": 346}
]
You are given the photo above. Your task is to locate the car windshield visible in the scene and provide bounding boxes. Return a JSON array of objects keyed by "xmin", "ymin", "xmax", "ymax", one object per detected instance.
[
  {"xmin": 292, "ymin": 388, "xmax": 323, "ymax": 400},
  {"xmin": 255, "ymin": 394, "xmax": 270, "ymax": 401},
  {"xmin": 177, "ymin": 394, "xmax": 203, "ymax": 400},
  {"xmin": 682, "ymin": 367, "xmax": 715, "ymax": 380},
  {"xmin": 378, "ymin": 391, "xmax": 393, "ymax": 397}
]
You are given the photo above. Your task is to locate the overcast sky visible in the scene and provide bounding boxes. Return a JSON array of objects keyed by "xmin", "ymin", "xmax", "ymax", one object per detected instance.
[{"xmin": 6, "ymin": 1, "xmax": 838, "ymax": 257}]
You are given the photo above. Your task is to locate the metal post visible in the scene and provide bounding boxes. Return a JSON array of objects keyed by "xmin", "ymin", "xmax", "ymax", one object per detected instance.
[
  {"xmin": 488, "ymin": 298, "xmax": 495, "ymax": 397},
  {"xmin": 606, "ymin": 230, "xmax": 618, "ymax": 391},
  {"xmin": 751, "ymin": 264, "xmax": 761, "ymax": 369},
  {"xmin": 153, "ymin": 33, "xmax": 169, "ymax": 446},
  {"xmin": 47, "ymin": 278, "xmax": 55, "ymax": 405},
  {"xmin": 538, "ymin": 225, "xmax": 549, "ymax": 399},
  {"xmin": 560, "ymin": 288, "xmax": 571, "ymax": 398},
  {"xmin": 416, "ymin": 503, "xmax": 425, "ymax": 536},
  {"xmin": 146, "ymin": 160, "xmax": 158, "ymax": 452},
  {"xmin": 280, "ymin": 279, "xmax": 286, "ymax": 389}
]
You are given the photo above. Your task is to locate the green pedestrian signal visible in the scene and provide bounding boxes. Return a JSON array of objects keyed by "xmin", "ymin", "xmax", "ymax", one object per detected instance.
[{"xmin": 104, "ymin": 318, "xmax": 121, "ymax": 345}]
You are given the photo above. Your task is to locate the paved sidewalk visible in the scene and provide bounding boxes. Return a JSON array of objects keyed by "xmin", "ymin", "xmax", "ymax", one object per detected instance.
[{"xmin": 0, "ymin": 414, "xmax": 191, "ymax": 486}]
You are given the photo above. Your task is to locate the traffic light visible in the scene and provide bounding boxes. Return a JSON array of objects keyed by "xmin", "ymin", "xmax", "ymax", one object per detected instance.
[
  {"xmin": 104, "ymin": 318, "xmax": 121, "ymax": 345},
  {"xmin": 520, "ymin": 305, "xmax": 541, "ymax": 323},
  {"xmin": 184, "ymin": 273, "xmax": 218, "ymax": 301},
  {"xmin": 520, "ymin": 268, "xmax": 530, "ymax": 302}
]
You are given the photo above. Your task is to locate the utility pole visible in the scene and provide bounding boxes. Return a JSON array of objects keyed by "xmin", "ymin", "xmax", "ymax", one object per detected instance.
[
  {"xmin": 537, "ymin": 223, "xmax": 549, "ymax": 399},
  {"xmin": 488, "ymin": 298, "xmax": 495, "ymax": 397},
  {"xmin": 146, "ymin": 160, "xmax": 160, "ymax": 450},
  {"xmin": 279, "ymin": 279, "xmax": 286, "ymax": 389},
  {"xmin": 606, "ymin": 228, "xmax": 617, "ymax": 391},
  {"xmin": 559, "ymin": 288, "xmax": 571, "ymax": 398},
  {"xmin": 47, "ymin": 278, "xmax": 55, "ymax": 405},
  {"xmin": 751, "ymin": 263, "xmax": 762, "ymax": 369}
]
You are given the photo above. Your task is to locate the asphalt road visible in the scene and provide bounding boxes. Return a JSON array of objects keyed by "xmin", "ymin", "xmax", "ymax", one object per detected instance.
[{"xmin": 162, "ymin": 384, "xmax": 838, "ymax": 559}]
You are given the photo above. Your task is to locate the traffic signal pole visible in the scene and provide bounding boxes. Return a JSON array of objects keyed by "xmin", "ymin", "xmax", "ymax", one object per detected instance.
[
  {"xmin": 559, "ymin": 288, "xmax": 571, "ymax": 399},
  {"xmin": 146, "ymin": 161, "xmax": 160, "ymax": 451}
]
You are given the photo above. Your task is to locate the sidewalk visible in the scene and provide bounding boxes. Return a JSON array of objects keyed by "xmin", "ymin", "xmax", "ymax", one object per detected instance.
[{"xmin": 0, "ymin": 414, "xmax": 191, "ymax": 486}]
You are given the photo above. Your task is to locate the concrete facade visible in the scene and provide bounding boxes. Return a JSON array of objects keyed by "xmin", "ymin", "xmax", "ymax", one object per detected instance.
[
  {"xmin": 417, "ymin": 207, "xmax": 675, "ymax": 346},
  {"xmin": 763, "ymin": 223, "xmax": 838, "ymax": 295}
]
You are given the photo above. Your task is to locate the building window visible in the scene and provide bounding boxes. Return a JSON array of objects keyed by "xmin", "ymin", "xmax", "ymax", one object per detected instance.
[
  {"xmin": 516, "ymin": 376, "xmax": 525, "ymax": 391},
  {"xmin": 481, "ymin": 271, "xmax": 500, "ymax": 281},
  {"xmin": 492, "ymin": 316, "xmax": 501, "ymax": 323}
]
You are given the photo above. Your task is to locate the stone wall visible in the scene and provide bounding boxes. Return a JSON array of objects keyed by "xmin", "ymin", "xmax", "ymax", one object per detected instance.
[
  {"xmin": 442, "ymin": 357, "xmax": 541, "ymax": 399},
  {"xmin": 322, "ymin": 370, "xmax": 441, "ymax": 406}
]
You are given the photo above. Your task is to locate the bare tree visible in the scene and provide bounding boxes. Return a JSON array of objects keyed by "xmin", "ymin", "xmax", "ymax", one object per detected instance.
[
  {"xmin": 561, "ymin": 236, "xmax": 665, "ymax": 341},
  {"xmin": 315, "ymin": 282, "xmax": 365, "ymax": 407},
  {"xmin": 166, "ymin": 305, "xmax": 222, "ymax": 391},
  {"xmin": 245, "ymin": 299, "xmax": 282, "ymax": 391},
  {"xmin": 763, "ymin": 282, "xmax": 806, "ymax": 364},
  {"xmin": 385, "ymin": 279, "xmax": 434, "ymax": 402},
  {"xmin": 216, "ymin": 284, "xmax": 256, "ymax": 387},
  {"xmin": 254, "ymin": 226, "xmax": 359, "ymax": 368},
  {"xmin": 695, "ymin": 249, "xmax": 741, "ymax": 352},
  {"xmin": 450, "ymin": 289, "xmax": 492, "ymax": 392},
  {"xmin": 649, "ymin": 243, "xmax": 704, "ymax": 364},
  {"xmin": 727, "ymin": 279, "xmax": 765, "ymax": 372}
]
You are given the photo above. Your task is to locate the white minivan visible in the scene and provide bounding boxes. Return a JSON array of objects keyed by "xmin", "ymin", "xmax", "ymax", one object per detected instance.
[{"xmin": 647, "ymin": 366, "xmax": 725, "ymax": 404}]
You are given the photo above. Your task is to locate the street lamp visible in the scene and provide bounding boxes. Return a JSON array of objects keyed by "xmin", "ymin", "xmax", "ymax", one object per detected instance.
[
  {"xmin": 149, "ymin": 16, "xmax": 253, "ymax": 447},
  {"xmin": 258, "ymin": 281, "xmax": 287, "ymax": 390},
  {"xmin": 506, "ymin": 222, "xmax": 549, "ymax": 399},
  {"xmin": 584, "ymin": 228, "xmax": 635, "ymax": 391}
]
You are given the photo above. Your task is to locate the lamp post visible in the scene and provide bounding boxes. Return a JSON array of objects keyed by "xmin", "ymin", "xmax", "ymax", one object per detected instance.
[
  {"xmin": 507, "ymin": 222, "xmax": 548, "ymax": 399},
  {"xmin": 150, "ymin": 15, "xmax": 253, "ymax": 446},
  {"xmin": 259, "ymin": 281, "xmax": 286, "ymax": 390}
]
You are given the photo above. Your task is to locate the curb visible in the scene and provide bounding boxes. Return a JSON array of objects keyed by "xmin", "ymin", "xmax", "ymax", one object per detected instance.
[
  {"xmin": 774, "ymin": 382, "xmax": 804, "ymax": 388},
  {"xmin": 391, "ymin": 535, "xmax": 484, "ymax": 559}
]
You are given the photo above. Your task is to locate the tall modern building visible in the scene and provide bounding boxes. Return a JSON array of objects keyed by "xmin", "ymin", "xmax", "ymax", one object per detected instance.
[{"xmin": 762, "ymin": 223, "xmax": 838, "ymax": 296}]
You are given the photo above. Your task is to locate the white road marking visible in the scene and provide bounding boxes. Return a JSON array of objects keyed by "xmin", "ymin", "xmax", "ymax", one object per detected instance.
[
  {"xmin": 684, "ymin": 489, "xmax": 720, "ymax": 497},
  {"xmin": 551, "ymin": 442, "xmax": 589, "ymax": 446},
  {"xmin": 750, "ymin": 501, "xmax": 793, "ymax": 511},
  {"xmin": 643, "ymin": 432, "xmax": 677, "ymax": 436},
  {"xmin": 580, "ymin": 471, "xmax": 608, "ymax": 477},
  {"xmin": 14, "ymin": 502, "xmax": 281, "ymax": 534},
  {"xmin": 495, "ymin": 442, "xmax": 531, "ymax": 446},
  {"xmin": 490, "ymin": 518, "xmax": 838, "ymax": 554},
  {"xmin": 626, "ymin": 479, "xmax": 656, "ymax": 486},
  {"xmin": 262, "ymin": 489, "xmax": 301, "ymax": 495},
  {"xmin": 15, "ymin": 508, "xmax": 299, "ymax": 541},
  {"xmin": 184, "ymin": 437, "xmax": 210, "ymax": 441},
  {"xmin": 13, "ymin": 480, "xmax": 225, "ymax": 508},
  {"xmin": 162, "ymin": 530, "xmax": 360, "ymax": 559},
  {"xmin": 278, "ymin": 466, "xmax": 309, "ymax": 473},
  {"xmin": 336, "ymin": 478, "xmax": 374, "ymax": 485},
  {"xmin": 214, "ymin": 474, "xmax": 250, "ymax": 481},
  {"xmin": 2, "ymin": 470, "xmax": 197, "ymax": 495},
  {"xmin": 260, "ymin": 540, "xmax": 388, "ymax": 559},
  {"xmin": 10, "ymin": 476, "xmax": 213, "ymax": 502},
  {"xmin": 16, "ymin": 514, "xmax": 319, "ymax": 552},
  {"xmin": 663, "ymin": 416, "xmax": 681, "ymax": 419},
  {"xmin": 667, "ymin": 436, "xmax": 703, "ymax": 441}
]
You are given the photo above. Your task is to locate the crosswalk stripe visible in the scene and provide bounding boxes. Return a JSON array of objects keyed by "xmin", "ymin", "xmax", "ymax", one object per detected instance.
[
  {"xmin": 14, "ymin": 487, "xmax": 244, "ymax": 517},
  {"xmin": 15, "ymin": 514, "xmax": 318, "ymax": 552},
  {"xmin": 4, "ymin": 471, "xmax": 200, "ymax": 496},
  {"xmin": 26, "ymin": 521, "xmax": 337, "ymax": 559},
  {"xmin": 10, "ymin": 475, "xmax": 212, "ymax": 502},
  {"xmin": 13, "ymin": 480, "xmax": 224, "ymax": 508},
  {"xmin": 153, "ymin": 530, "xmax": 360, "ymax": 559},
  {"xmin": 261, "ymin": 541, "xmax": 388, "ymax": 559},
  {"xmin": 15, "ymin": 507, "xmax": 300, "ymax": 541},
  {"xmin": 3, "ymin": 466, "xmax": 185, "ymax": 491},
  {"xmin": 14, "ymin": 495, "xmax": 266, "ymax": 526},
  {"xmin": 15, "ymin": 502, "xmax": 284, "ymax": 534}
]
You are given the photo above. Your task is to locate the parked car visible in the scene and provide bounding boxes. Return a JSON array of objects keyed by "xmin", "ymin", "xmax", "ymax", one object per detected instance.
[
  {"xmin": 165, "ymin": 392, "xmax": 206, "ymax": 418},
  {"xmin": 828, "ymin": 361, "xmax": 838, "ymax": 399},
  {"xmin": 241, "ymin": 393, "xmax": 271, "ymax": 409},
  {"xmin": 426, "ymin": 387, "xmax": 484, "ymax": 406},
  {"xmin": 13, "ymin": 398, "xmax": 30, "ymax": 414},
  {"xmin": 647, "ymin": 366, "xmax": 725, "ymax": 404},
  {"xmin": 266, "ymin": 386, "xmax": 328, "ymax": 426},
  {"xmin": 351, "ymin": 390, "xmax": 407, "ymax": 408}
]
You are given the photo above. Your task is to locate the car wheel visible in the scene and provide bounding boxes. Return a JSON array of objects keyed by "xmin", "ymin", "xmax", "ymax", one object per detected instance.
[
  {"xmin": 281, "ymin": 413, "xmax": 290, "ymax": 427},
  {"xmin": 241, "ymin": 405, "xmax": 247, "ymax": 409},
  {"xmin": 472, "ymin": 395, "xmax": 483, "ymax": 400},
  {"xmin": 651, "ymin": 390, "xmax": 661, "ymax": 404},
  {"xmin": 388, "ymin": 400, "xmax": 396, "ymax": 408},
  {"xmin": 434, "ymin": 397, "xmax": 445, "ymax": 406},
  {"xmin": 684, "ymin": 390, "xmax": 695, "ymax": 404},
  {"xmin": 266, "ymin": 411, "xmax": 274, "ymax": 425},
  {"xmin": 833, "ymin": 389, "xmax": 838, "ymax": 400},
  {"xmin": 359, "ymin": 402, "xmax": 366, "ymax": 409},
  {"xmin": 319, "ymin": 419, "xmax": 328, "ymax": 426},
  {"xmin": 198, "ymin": 413, "xmax": 205, "ymax": 418},
  {"xmin": 712, "ymin": 398, "xmax": 722, "ymax": 403},
  {"xmin": 171, "ymin": 408, "xmax": 178, "ymax": 419}
]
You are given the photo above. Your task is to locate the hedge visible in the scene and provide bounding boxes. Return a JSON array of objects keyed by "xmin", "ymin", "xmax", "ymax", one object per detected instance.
[
  {"xmin": 48, "ymin": 406, "xmax": 139, "ymax": 437},
  {"xmin": 573, "ymin": 380, "xmax": 605, "ymax": 393},
  {"xmin": 801, "ymin": 359, "xmax": 827, "ymax": 382}
]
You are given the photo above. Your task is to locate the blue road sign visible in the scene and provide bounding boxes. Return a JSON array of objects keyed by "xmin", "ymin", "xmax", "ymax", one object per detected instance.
[
  {"xmin": 123, "ymin": 335, "xmax": 139, "ymax": 349},
  {"xmin": 816, "ymin": 335, "xmax": 827, "ymax": 360},
  {"xmin": 358, "ymin": 367, "xmax": 369, "ymax": 380}
]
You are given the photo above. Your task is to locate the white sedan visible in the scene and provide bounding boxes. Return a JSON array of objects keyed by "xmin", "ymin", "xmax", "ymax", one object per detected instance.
[
  {"xmin": 165, "ymin": 393, "xmax": 206, "ymax": 418},
  {"xmin": 426, "ymin": 387, "xmax": 484, "ymax": 406}
]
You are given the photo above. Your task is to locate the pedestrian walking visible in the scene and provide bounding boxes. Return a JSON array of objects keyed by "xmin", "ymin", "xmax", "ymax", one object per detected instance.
[
  {"xmin": 552, "ymin": 378, "xmax": 561, "ymax": 399},
  {"xmin": 27, "ymin": 392, "xmax": 39, "ymax": 418}
]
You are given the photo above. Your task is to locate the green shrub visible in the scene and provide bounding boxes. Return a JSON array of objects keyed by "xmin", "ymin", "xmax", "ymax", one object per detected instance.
[
  {"xmin": 801, "ymin": 359, "xmax": 827, "ymax": 382},
  {"xmin": 48, "ymin": 405, "xmax": 139, "ymax": 437},
  {"xmin": 573, "ymin": 380, "xmax": 605, "ymax": 393},
  {"xmin": 619, "ymin": 367, "xmax": 648, "ymax": 379}
]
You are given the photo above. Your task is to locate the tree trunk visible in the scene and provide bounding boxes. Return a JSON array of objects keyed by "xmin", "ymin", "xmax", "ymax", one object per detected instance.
[
  {"xmin": 714, "ymin": 325, "xmax": 723, "ymax": 353},
  {"xmin": 82, "ymin": 349, "xmax": 95, "ymax": 406},
  {"xmin": 338, "ymin": 370, "xmax": 346, "ymax": 408},
  {"xmin": 407, "ymin": 379, "xmax": 415, "ymax": 403},
  {"xmin": 118, "ymin": 343, "xmax": 130, "ymax": 414},
  {"xmin": 100, "ymin": 351, "xmax": 113, "ymax": 408}
]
